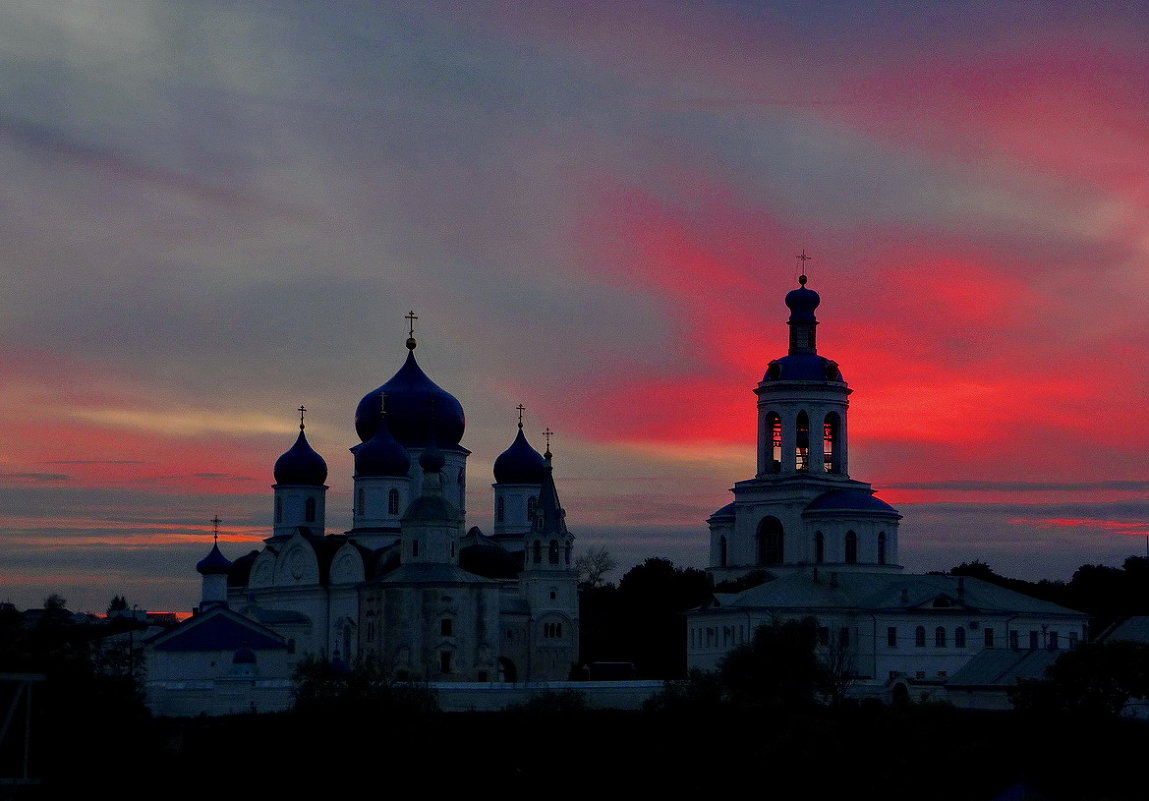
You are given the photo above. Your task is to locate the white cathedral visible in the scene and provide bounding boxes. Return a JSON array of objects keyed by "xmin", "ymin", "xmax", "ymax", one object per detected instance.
[
  {"xmin": 146, "ymin": 323, "xmax": 579, "ymax": 714},
  {"xmin": 687, "ymin": 269, "xmax": 1088, "ymax": 704}
]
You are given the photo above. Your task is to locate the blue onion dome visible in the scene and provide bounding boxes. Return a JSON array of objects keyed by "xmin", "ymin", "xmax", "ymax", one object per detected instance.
[
  {"xmin": 419, "ymin": 436, "xmax": 446, "ymax": 473},
  {"xmin": 493, "ymin": 426, "xmax": 547, "ymax": 484},
  {"xmin": 353, "ymin": 415, "xmax": 411, "ymax": 478},
  {"xmin": 196, "ymin": 542, "xmax": 233, "ymax": 575},
  {"xmin": 785, "ymin": 274, "xmax": 820, "ymax": 323},
  {"xmin": 274, "ymin": 428, "xmax": 328, "ymax": 485},
  {"xmin": 355, "ymin": 350, "xmax": 465, "ymax": 448}
]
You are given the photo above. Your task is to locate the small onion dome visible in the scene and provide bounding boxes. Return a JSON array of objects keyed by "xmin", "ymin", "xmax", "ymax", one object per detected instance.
[
  {"xmin": 196, "ymin": 542, "xmax": 233, "ymax": 575},
  {"xmin": 355, "ymin": 351, "xmax": 465, "ymax": 447},
  {"xmin": 274, "ymin": 429, "xmax": 328, "ymax": 486},
  {"xmin": 785, "ymin": 277, "xmax": 820, "ymax": 323},
  {"xmin": 232, "ymin": 648, "xmax": 256, "ymax": 665},
  {"xmin": 493, "ymin": 427, "xmax": 547, "ymax": 484},
  {"xmin": 352, "ymin": 417, "xmax": 411, "ymax": 478},
  {"xmin": 419, "ymin": 438, "xmax": 446, "ymax": 473}
]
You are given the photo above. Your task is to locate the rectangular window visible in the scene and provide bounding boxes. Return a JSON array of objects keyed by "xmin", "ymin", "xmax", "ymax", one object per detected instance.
[
  {"xmin": 1029, "ymin": 630, "xmax": 1039, "ymax": 650},
  {"xmin": 1009, "ymin": 630, "xmax": 1019, "ymax": 649},
  {"xmin": 1048, "ymin": 631, "xmax": 1059, "ymax": 650},
  {"xmin": 887, "ymin": 627, "xmax": 897, "ymax": 648},
  {"xmin": 439, "ymin": 651, "xmax": 452, "ymax": 674},
  {"xmin": 441, "ymin": 619, "xmax": 453, "ymax": 636},
  {"xmin": 984, "ymin": 628, "xmax": 995, "ymax": 648}
]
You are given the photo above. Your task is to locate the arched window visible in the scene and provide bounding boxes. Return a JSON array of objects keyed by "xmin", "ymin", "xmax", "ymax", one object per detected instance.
[
  {"xmin": 915, "ymin": 626, "xmax": 926, "ymax": 647},
  {"xmin": 844, "ymin": 531, "xmax": 858, "ymax": 564},
  {"xmin": 412, "ymin": 539, "xmax": 419, "ymax": 558},
  {"xmin": 532, "ymin": 540, "xmax": 542, "ymax": 564},
  {"xmin": 756, "ymin": 517, "xmax": 784, "ymax": 565},
  {"xmin": 795, "ymin": 411, "xmax": 810, "ymax": 472},
  {"xmin": 275, "ymin": 497, "xmax": 282, "ymax": 524},
  {"xmin": 955, "ymin": 626, "xmax": 966, "ymax": 648},
  {"xmin": 935, "ymin": 626, "xmax": 946, "ymax": 647},
  {"xmin": 388, "ymin": 488, "xmax": 400, "ymax": 515},
  {"xmin": 527, "ymin": 496, "xmax": 538, "ymax": 520},
  {"xmin": 767, "ymin": 413, "xmax": 782, "ymax": 472},
  {"xmin": 719, "ymin": 535, "xmax": 728, "ymax": 568},
  {"xmin": 305, "ymin": 497, "xmax": 317, "ymax": 523},
  {"xmin": 496, "ymin": 496, "xmax": 505, "ymax": 523},
  {"xmin": 565, "ymin": 543, "xmax": 571, "ymax": 565},
  {"xmin": 356, "ymin": 488, "xmax": 365, "ymax": 517},
  {"xmin": 878, "ymin": 531, "xmax": 887, "ymax": 565},
  {"xmin": 823, "ymin": 413, "xmax": 841, "ymax": 473},
  {"xmin": 814, "ymin": 531, "xmax": 824, "ymax": 564},
  {"xmin": 549, "ymin": 540, "xmax": 559, "ymax": 564}
]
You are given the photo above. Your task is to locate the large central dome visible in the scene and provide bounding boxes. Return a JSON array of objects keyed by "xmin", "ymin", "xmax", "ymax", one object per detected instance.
[{"xmin": 354, "ymin": 350, "xmax": 466, "ymax": 448}]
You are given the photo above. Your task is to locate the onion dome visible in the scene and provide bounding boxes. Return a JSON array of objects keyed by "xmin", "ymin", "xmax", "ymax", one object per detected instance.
[
  {"xmin": 196, "ymin": 542, "xmax": 233, "ymax": 575},
  {"xmin": 353, "ymin": 415, "xmax": 411, "ymax": 478},
  {"xmin": 785, "ymin": 274, "xmax": 820, "ymax": 323},
  {"xmin": 493, "ymin": 426, "xmax": 547, "ymax": 484},
  {"xmin": 273, "ymin": 428, "xmax": 328, "ymax": 486},
  {"xmin": 355, "ymin": 350, "xmax": 465, "ymax": 448},
  {"xmin": 420, "ymin": 437, "xmax": 446, "ymax": 474}
]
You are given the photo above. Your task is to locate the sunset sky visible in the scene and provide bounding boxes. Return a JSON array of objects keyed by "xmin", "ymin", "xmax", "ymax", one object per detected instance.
[{"xmin": 3, "ymin": 1, "xmax": 1149, "ymax": 613}]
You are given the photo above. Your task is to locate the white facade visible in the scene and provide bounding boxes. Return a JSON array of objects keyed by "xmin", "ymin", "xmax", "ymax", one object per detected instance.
[
  {"xmin": 157, "ymin": 334, "xmax": 579, "ymax": 702},
  {"xmin": 688, "ymin": 273, "xmax": 1088, "ymax": 701}
]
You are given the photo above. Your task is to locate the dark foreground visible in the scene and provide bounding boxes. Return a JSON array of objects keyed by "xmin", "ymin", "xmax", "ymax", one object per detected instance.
[{"xmin": 3, "ymin": 694, "xmax": 1147, "ymax": 800}]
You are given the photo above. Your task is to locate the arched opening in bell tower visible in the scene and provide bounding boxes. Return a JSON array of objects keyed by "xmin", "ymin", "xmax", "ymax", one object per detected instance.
[
  {"xmin": 767, "ymin": 413, "xmax": 782, "ymax": 473},
  {"xmin": 795, "ymin": 411, "xmax": 810, "ymax": 472},
  {"xmin": 757, "ymin": 517, "xmax": 784, "ymax": 565},
  {"xmin": 823, "ymin": 413, "xmax": 841, "ymax": 474}
]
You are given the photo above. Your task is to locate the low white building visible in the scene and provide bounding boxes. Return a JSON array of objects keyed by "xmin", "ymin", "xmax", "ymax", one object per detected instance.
[{"xmin": 687, "ymin": 267, "xmax": 1088, "ymax": 703}]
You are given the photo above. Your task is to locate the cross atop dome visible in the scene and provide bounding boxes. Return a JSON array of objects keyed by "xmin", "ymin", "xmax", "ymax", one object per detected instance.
[
  {"xmin": 796, "ymin": 248, "xmax": 812, "ymax": 285},
  {"xmin": 405, "ymin": 310, "xmax": 418, "ymax": 350}
]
